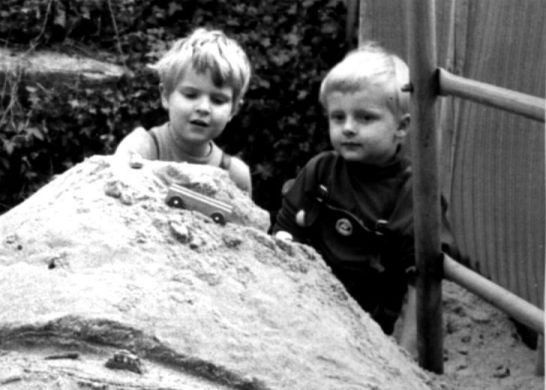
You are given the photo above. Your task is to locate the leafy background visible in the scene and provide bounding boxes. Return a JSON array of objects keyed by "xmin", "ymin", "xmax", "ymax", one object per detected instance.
[{"xmin": 0, "ymin": 0, "xmax": 350, "ymax": 222}]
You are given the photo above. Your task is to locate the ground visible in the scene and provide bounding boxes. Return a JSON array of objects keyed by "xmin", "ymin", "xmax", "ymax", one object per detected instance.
[{"xmin": 428, "ymin": 281, "xmax": 543, "ymax": 390}]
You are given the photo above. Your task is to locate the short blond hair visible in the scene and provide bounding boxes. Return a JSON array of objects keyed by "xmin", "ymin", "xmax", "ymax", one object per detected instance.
[
  {"xmin": 149, "ymin": 28, "xmax": 251, "ymax": 104},
  {"xmin": 319, "ymin": 41, "xmax": 409, "ymax": 116}
]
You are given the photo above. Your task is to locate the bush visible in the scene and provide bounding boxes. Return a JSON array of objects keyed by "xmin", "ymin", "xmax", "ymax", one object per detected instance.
[{"xmin": 0, "ymin": 0, "xmax": 349, "ymax": 219}]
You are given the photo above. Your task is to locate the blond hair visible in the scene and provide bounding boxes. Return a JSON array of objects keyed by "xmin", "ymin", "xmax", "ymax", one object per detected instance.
[
  {"xmin": 319, "ymin": 41, "xmax": 409, "ymax": 116},
  {"xmin": 149, "ymin": 28, "xmax": 251, "ymax": 104}
]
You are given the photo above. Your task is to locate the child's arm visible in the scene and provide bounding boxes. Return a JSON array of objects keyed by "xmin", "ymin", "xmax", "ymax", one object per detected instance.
[
  {"xmin": 114, "ymin": 127, "xmax": 157, "ymax": 160},
  {"xmin": 397, "ymin": 285, "xmax": 417, "ymax": 358},
  {"xmin": 392, "ymin": 231, "xmax": 418, "ymax": 356},
  {"xmin": 227, "ymin": 157, "xmax": 252, "ymax": 195},
  {"xmin": 272, "ymin": 152, "xmax": 329, "ymax": 241},
  {"xmin": 272, "ymin": 195, "xmax": 302, "ymax": 240},
  {"xmin": 272, "ymin": 167, "xmax": 316, "ymax": 242}
]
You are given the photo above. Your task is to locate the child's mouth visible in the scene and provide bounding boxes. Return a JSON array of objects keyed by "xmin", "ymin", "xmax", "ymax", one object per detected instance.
[
  {"xmin": 189, "ymin": 120, "xmax": 209, "ymax": 127},
  {"xmin": 341, "ymin": 142, "xmax": 361, "ymax": 148}
]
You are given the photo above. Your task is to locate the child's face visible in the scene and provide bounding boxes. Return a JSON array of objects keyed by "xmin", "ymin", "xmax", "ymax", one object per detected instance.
[
  {"xmin": 161, "ymin": 66, "xmax": 236, "ymax": 147},
  {"xmin": 326, "ymin": 84, "xmax": 408, "ymax": 166}
]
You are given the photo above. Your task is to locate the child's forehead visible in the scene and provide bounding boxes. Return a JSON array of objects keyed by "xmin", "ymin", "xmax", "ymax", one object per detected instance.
[
  {"xmin": 326, "ymin": 83, "xmax": 393, "ymax": 105},
  {"xmin": 176, "ymin": 64, "xmax": 233, "ymax": 90},
  {"xmin": 179, "ymin": 65, "xmax": 213, "ymax": 80}
]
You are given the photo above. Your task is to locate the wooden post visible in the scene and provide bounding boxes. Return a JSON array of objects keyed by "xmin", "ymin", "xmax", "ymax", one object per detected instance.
[
  {"xmin": 541, "ymin": 87, "xmax": 546, "ymax": 377},
  {"xmin": 358, "ymin": 0, "xmax": 370, "ymax": 47},
  {"xmin": 537, "ymin": 336, "xmax": 544, "ymax": 376},
  {"xmin": 406, "ymin": 0, "xmax": 444, "ymax": 373},
  {"xmin": 346, "ymin": 0, "xmax": 359, "ymax": 47}
]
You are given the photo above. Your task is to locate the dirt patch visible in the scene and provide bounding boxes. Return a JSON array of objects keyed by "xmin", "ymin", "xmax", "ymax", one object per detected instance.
[{"xmin": 434, "ymin": 281, "xmax": 543, "ymax": 390}]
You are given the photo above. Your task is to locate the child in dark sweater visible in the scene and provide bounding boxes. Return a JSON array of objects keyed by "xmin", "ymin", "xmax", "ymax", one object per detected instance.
[{"xmin": 273, "ymin": 42, "xmax": 416, "ymax": 349}]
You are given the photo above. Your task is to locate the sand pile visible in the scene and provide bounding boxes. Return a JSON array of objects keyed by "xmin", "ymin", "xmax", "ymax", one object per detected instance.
[{"xmin": 0, "ymin": 155, "xmax": 434, "ymax": 390}]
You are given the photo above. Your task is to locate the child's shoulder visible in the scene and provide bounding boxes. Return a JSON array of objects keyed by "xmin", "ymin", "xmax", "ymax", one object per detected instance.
[
  {"xmin": 293, "ymin": 150, "xmax": 341, "ymax": 189},
  {"xmin": 223, "ymin": 153, "xmax": 252, "ymax": 194},
  {"xmin": 115, "ymin": 126, "xmax": 157, "ymax": 159},
  {"xmin": 305, "ymin": 150, "xmax": 340, "ymax": 172},
  {"xmin": 228, "ymin": 154, "xmax": 250, "ymax": 171}
]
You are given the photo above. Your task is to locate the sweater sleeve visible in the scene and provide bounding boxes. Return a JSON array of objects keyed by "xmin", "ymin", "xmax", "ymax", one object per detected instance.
[{"xmin": 272, "ymin": 153, "xmax": 326, "ymax": 242}]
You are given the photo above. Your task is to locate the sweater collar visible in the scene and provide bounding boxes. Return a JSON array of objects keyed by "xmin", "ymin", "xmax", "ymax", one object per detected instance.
[{"xmin": 345, "ymin": 155, "xmax": 408, "ymax": 181}]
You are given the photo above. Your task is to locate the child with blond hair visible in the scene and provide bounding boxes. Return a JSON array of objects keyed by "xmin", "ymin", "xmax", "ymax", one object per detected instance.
[
  {"xmin": 273, "ymin": 42, "xmax": 416, "ymax": 345},
  {"xmin": 116, "ymin": 28, "xmax": 252, "ymax": 194}
]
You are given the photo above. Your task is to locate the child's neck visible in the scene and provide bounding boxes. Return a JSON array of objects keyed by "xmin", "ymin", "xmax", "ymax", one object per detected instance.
[
  {"xmin": 347, "ymin": 157, "xmax": 405, "ymax": 181},
  {"xmin": 179, "ymin": 141, "xmax": 213, "ymax": 159},
  {"xmin": 168, "ymin": 123, "xmax": 213, "ymax": 159},
  {"xmin": 351, "ymin": 148, "xmax": 403, "ymax": 168}
]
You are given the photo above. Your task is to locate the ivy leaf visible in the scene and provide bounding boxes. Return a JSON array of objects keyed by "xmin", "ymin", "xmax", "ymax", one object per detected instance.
[
  {"xmin": 0, "ymin": 156, "xmax": 9, "ymax": 170},
  {"xmin": 271, "ymin": 52, "xmax": 291, "ymax": 66},
  {"xmin": 168, "ymin": 2, "xmax": 182, "ymax": 16},
  {"xmin": 53, "ymin": 2, "xmax": 66, "ymax": 29},
  {"xmin": 286, "ymin": 33, "xmax": 299, "ymax": 46},
  {"xmin": 297, "ymin": 90, "xmax": 308, "ymax": 100},
  {"xmin": 26, "ymin": 127, "xmax": 44, "ymax": 141},
  {"xmin": 257, "ymin": 79, "xmax": 271, "ymax": 88},
  {"xmin": 3, "ymin": 140, "xmax": 14, "ymax": 155},
  {"xmin": 255, "ymin": 163, "xmax": 275, "ymax": 180},
  {"xmin": 321, "ymin": 22, "xmax": 338, "ymax": 34}
]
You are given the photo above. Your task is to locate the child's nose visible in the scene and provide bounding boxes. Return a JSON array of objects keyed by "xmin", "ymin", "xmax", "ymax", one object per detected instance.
[
  {"xmin": 195, "ymin": 96, "xmax": 211, "ymax": 114},
  {"xmin": 341, "ymin": 118, "xmax": 357, "ymax": 136}
]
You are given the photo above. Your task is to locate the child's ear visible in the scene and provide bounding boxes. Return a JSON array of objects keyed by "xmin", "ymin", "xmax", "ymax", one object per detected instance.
[
  {"xmin": 159, "ymin": 84, "xmax": 169, "ymax": 110},
  {"xmin": 396, "ymin": 113, "xmax": 411, "ymax": 139},
  {"xmin": 229, "ymin": 99, "xmax": 243, "ymax": 120}
]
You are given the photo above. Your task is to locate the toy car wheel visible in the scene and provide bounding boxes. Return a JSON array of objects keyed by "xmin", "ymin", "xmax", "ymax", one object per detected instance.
[
  {"xmin": 211, "ymin": 212, "xmax": 225, "ymax": 225},
  {"xmin": 167, "ymin": 196, "xmax": 184, "ymax": 208}
]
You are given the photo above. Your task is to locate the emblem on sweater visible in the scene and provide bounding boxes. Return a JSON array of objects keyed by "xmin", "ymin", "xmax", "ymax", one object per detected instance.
[{"xmin": 335, "ymin": 218, "xmax": 353, "ymax": 236}]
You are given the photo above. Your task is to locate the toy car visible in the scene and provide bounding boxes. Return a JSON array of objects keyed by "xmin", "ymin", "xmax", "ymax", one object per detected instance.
[{"xmin": 165, "ymin": 184, "xmax": 233, "ymax": 225}]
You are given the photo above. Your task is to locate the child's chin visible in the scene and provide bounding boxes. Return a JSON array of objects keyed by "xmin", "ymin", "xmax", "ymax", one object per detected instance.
[{"xmin": 339, "ymin": 151, "xmax": 365, "ymax": 163}]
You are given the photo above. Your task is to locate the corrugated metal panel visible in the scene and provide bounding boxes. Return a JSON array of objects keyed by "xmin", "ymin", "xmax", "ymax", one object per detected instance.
[
  {"xmin": 447, "ymin": 0, "xmax": 545, "ymax": 306},
  {"xmin": 362, "ymin": 0, "xmax": 545, "ymax": 306}
]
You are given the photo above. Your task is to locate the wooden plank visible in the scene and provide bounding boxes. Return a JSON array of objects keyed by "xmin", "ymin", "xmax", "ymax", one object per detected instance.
[{"xmin": 406, "ymin": 0, "xmax": 444, "ymax": 374}]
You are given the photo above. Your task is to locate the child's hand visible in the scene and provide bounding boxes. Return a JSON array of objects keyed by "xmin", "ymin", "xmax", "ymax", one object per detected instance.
[
  {"xmin": 129, "ymin": 152, "xmax": 144, "ymax": 169},
  {"xmin": 395, "ymin": 286, "xmax": 418, "ymax": 359},
  {"xmin": 274, "ymin": 231, "xmax": 294, "ymax": 241}
]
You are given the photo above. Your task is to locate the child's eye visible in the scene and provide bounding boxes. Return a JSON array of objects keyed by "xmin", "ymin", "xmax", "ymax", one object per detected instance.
[
  {"xmin": 329, "ymin": 112, "xmax": 345, "ymax": 122},
  {"xmin": 356, "ymin": 112, "xmax": 375, "ymax": 122},
  {"xmin": 181, "ymin": 89, "xmax": 198, "ymax": 99},
  {"xmin": 211, "ymin": 95, "xmax": 230, "ymax": 105}
]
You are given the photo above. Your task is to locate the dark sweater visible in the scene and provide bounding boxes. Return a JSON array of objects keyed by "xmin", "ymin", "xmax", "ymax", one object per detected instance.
[{"xmin": 273, "ymin": 151, "xmax": 414, "ymax": 333}]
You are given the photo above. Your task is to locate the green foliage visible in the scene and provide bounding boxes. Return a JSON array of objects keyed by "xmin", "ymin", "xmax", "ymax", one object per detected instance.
[{"xmin": 0, "ymin": 0, "xmax": 349, "ymax": 217}]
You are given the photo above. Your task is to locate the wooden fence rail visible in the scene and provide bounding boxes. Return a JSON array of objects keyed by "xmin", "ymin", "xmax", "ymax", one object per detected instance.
[
  {"xmin": 438, "ymin": 68, "xmax": 545, "ymax": 122},
  {"xmin": 444, "ymin": 255, "xmax": 544, "ymax": 333}
]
